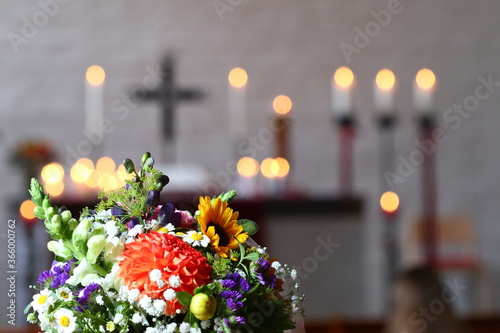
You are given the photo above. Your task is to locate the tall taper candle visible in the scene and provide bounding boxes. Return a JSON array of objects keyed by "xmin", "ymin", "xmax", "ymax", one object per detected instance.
[
  {"xmin": 273, "ymin": 94, "xmax": 292, "ymax": 160},
  {"xmin": 85, "ymin": 65, "xmax": 106, "ymax": 131},
  {"xmin": 228, "ymin": 67, "xmax": 248, "ymax": 150},
  {"xmin": 374, "ymin": 69, "xmax": 396, "ymax": 114},
  {"xmin": 413, "ymin": 68, "xmax": 436, "ymax": 113},
  {"xmin": 332, "ymin": 66, "xmax": 354, "ymax": 117}
]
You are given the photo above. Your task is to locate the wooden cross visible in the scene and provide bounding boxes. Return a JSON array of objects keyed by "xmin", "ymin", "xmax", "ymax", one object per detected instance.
[{"xmin": 130, "ymin": 56, "xmax": 204, "ymax": 142}]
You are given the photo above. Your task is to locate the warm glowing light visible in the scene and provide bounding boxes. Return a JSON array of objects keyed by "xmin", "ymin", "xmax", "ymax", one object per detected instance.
[
  {"xmin": 98, "ymin": 173, "xmax": 118, "ymax": 191},
  {"xmin": 116, "ymin": 164, "xmax": 133, "ymax": 182},
  {"xmin": 415, "ymin": 68, "xmax": 436, "ymax": 90},
  {"xmin": 273, "ymin": 95, "xmax": 293, "ymax": 115},
  {"xmin": 237, "ymin": 157, "xmax": 259, "ymax": 178},
  {"xmin": 376, "ymin": 69, "xmax": 396, "ymax": 91},
  {"xmin": 228, "ymin": 67, "xmax": 248, "ymax": 88},
  {"xmin": 85, "ymin": 170, "xmax": 100, "ymax": 188},
  {"xmin": 86, "ymin": 65, "xmax": 106, "ymax": 86},
  {"xmin": 44, "ymin": 181, "xmax": 64, "ymax": 197},
  {"xmin": 260, "ymin": 158, "xmax": 276, "ymax": 179},
  {"xmin": 380, "ymin": 191, "xmax": 400, "ymax": 213},
  {"xmin": 41, "ymin": 163, "xmax": 64, "ymax": 184},
  {"xmin": 274, "ymin": 157, "xmax": 290, "ymax": 178},
  {"xmin": 96, "ymin": 156, "xmax": 116, "ymax": 174},
  {"xmin": 20, "ymin": 200, "xmax": 37, "ymax": 220},
  {"xmin": 333, "ymin": 67, "xmax": 354, "ymax": 88},
  {"xmin": 70, "ymin": 158, "xmax": 94, "ymax": 183}
]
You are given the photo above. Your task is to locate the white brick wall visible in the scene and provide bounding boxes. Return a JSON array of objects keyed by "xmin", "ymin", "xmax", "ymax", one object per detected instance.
[{"xmin": 2, "ymin": 0, "xmax": 500, "ymax": 324}]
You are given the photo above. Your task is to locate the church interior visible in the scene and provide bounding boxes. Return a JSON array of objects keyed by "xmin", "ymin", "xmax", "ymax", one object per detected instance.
[{"xmin": 2, "ymin": 1, "xmax": 500, "ymax": 332}]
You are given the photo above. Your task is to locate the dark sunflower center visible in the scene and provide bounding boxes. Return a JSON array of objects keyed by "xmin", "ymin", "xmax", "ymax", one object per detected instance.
[{"xmin": 208, "ymin": 222, "xmax": 230, "ymax": 247}]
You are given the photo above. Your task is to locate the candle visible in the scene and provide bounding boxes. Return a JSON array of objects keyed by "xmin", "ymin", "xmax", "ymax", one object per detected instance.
[
  {"xmin": 85, "ymin": 65, "xmax": 106, "ymax": 131},
  {"xmin": 272, "ymin": 95, "xmax": 292, "ymax": 160},
  {"xmin": 228, "ymin": 67, "xmax": 248, "ymax": 147},
  {"xmin": 331, "ymin": 66, "xmax": 354, "ymax": 117},
  {"xmin": 374, "ymin": 69, "xmax": 396, "ymax": 113},
  {"xmin": 236, "ymin": 157, "xmax": 259, "ymax": 198},
  {"xmin": 413, "ymin": 68, "xmax": 436, "ymax": 113}
]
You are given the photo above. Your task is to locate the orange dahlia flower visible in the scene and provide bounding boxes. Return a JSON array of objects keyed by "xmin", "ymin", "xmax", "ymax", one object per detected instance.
[{"xmin": 119, "ymin": 231, "xmax": 212, "ymax": 315}]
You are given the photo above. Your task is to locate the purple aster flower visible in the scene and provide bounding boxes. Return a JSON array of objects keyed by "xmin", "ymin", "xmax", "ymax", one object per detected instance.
[
  {"xmin": 37, "ymin": 270, "xmax": 52, "ymax": 284},
  {"xmin": 224, "ymin": 318, "xmax": 230, "ymax": 328},
  {"xmin": 76, "ymin": 283, "xmax": 100, "ymax": 305},
  {"xmin": 226, "ymin": 299, "xmax": 244, "ymax": 311},
  {"xmin": 239, "ymin": 278, "xmax": 251, "ymax": 292},
  {"xmin": 221, "ymin": 279, "xmax": 237, "ymax": 289},
  {"xmin": 220, "ymin": 290, "xmax": 242, "ymax": 300},
  {"xmin": 233, "ymin": 316, "xmax": 246, "ymax": 324},
  {"xmin": 257, "ymin": 258, "xmax": 271, "ymax": 270},
  {"xmin": 51, "ymin": 272, "xmax": 70, "ymax": 288}
]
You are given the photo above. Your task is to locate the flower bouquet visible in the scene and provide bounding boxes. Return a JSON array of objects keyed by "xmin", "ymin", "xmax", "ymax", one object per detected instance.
[{"xmin": 26, "ymin": 153, "xmax": 303, "ymax": 333}]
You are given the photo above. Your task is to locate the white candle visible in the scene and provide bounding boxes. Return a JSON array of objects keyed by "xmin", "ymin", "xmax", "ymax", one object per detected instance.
[
  {"xmin": 331, "ymin": 66, "xmax": 354, "ymax": 117},
  {"xmin": 413, "ymin": 68, "xmax": 436, "ymax": 113},
  {"xmin": 228, "ymin": 67, "xmax": 248, "ymax": 144},
  {"xmin": 85, "ymin": 65, "xmax": 105, "ymax": 130},
  {"xmin": 236, "ymin": 157, "xmax": 259, "ymax": 198},
  {"xmin": 374, "ymin": 69, "xmax": 396, "ymax": 113}
]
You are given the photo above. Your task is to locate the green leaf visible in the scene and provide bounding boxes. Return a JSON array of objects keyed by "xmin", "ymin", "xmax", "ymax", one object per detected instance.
[
  {"xmin": 238, "ymin": 219, "xmax": 259, "ymax": 235},
  {"xmin": 23, "ymin": 303, "xmax": 32, "ymax": 314},
  {"xmin": 194, "ymin": 283, "xmax": 217, "ymax": 295},
  {"xmin": 176, "ymin": 291, "xmax": 193, "ymax": 306},
  {"xmin": 217, "ymin": 190, "xmax": 237, "ymax": 202},
  {"xmin": 244, "ymin": 251, "xmax": 260, "ymax": 261}
]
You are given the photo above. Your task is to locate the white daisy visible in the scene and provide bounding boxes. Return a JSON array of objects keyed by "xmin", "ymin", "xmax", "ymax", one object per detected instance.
[
  {"xmin": 32, "ymin": 289, "xmax": 54, "ymax": 313},
  {"xmin": 56, "ymin": 287, "xmax": 73, "ymax": 301},
  {"xmin": 182, "ymin": 231, "xmax": 210, "ymax": 247},
  {"xmin": 157, "ymin": 222, "xmax": 175, "ymax": 234},
  {"xmin": 54, "ymin": 308, "xmax": 77, "ymax": 333}
]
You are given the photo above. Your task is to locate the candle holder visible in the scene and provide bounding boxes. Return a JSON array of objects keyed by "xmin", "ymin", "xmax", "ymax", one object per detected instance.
[
  {"xmin": 377, "ymin": 113, "xmax": 399, "ymax": 283},
  {"xmin": 417, "ymin": 112, "xmax": 438, "ymax": 268},
  {"xmin": 335, "ymin": 114, "xmax": 356, "ymax": 196}
]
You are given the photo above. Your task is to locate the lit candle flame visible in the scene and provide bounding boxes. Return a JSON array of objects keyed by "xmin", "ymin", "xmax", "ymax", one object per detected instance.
[
  {"xmin": 376, "ymin": 69, "xmax": 396, "ymax": 91},
  {"xmin": 86, "ymin": 65, "xmax": 106, "ymax": 86},
  {"xmin": 273, "ymin": 95, "xmax": 293, "ymax": 116},
  {"xmin": 228, "ymin": 67, "xmax": 248, "ymax": 88}
]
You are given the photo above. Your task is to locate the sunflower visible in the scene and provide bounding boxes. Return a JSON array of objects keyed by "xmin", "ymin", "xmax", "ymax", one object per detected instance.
[{"xmin": 197, "ymin": 196, "xmax": 248, "ymax": 258}]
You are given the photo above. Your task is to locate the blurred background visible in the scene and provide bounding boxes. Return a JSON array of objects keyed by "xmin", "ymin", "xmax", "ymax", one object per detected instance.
[{"xmin": 2, "ymin": 0, "xmax": 500, "ymax": 331}]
